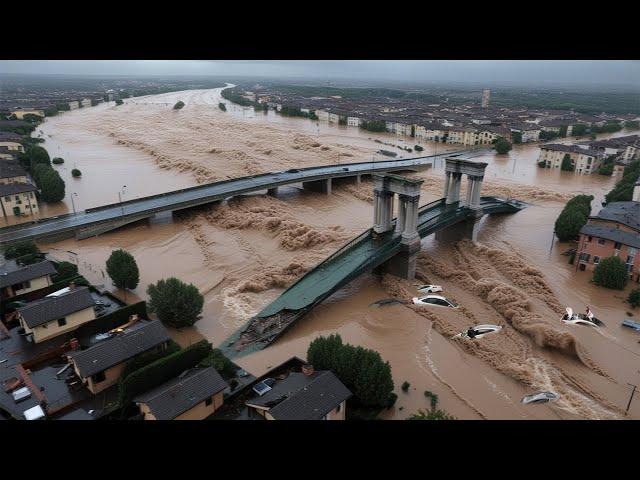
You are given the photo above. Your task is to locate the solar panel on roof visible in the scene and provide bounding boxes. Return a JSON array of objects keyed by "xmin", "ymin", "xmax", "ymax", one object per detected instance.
[{"xmin": 253, "ymin": 381, "xmax": 273, "ymax": 396}]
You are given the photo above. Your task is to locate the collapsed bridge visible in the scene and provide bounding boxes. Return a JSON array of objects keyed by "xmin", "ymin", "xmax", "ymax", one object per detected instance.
[{"xmin": 221, "ymin": 158, "xmax": 527, "ymax": 358}]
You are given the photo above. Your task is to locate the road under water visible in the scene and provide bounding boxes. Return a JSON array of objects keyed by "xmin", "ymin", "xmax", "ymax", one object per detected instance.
[{"xmin": 26, "ymin": 87, "xmax": 640, "ymax": 419}]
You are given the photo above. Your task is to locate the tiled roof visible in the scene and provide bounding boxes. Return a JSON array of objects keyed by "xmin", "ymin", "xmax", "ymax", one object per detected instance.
[
  {"xmin": 0, "ymin": 182, "xmax": 37, "ymax": 197},
  {"xmin": 68, "ymin": 320, "xmax": 170, "ymax": 377},
  {"xmin": 134, "ymin": 367, "xmax": 228, "ymax": 420},
  {"xmin": 594, "ymin": 201, "xmax": 640, "ymax": 231},
  {"xmin": 246, "ymin": 371, "xmax": 352, "ymax": 420},
  {"xmin": 0, "ymin": 260, "xmax": 56, "ymax": 289},
  {"xmin": 580, "ymin": 224, "xmax": 640, "ymax": 249},
  {"xmin": 0, "ymin": 160, "xmax": 27, "ymax": 179},
  {"xmin": 17, "ymin": 286, "xmax": 95, "ymax": 328}
]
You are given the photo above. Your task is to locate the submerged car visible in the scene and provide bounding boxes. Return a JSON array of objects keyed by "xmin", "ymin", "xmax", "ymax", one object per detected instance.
[
  {"xmin": 412, "ymin": 295, "xmax": 459, "ymax": 308},
  {"xmin": 453, "ymin": 324, "xmax": 502, "ymax": 340},
  {"xmin": 561, "ymin": 307, "xmax": 605, "ymax": 328},
  {"xmin": 416, "ymin": 284, "xmax": 443, "ymax": 294},
  {"xmin": 521, "ymin": 391, "xmax": 559, "ymax": 405}
]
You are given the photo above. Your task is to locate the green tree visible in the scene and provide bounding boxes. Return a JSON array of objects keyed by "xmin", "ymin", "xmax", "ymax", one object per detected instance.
[
  {"xmin": 494, "ymin": 137, "xmax": 512, "ymax": 154},
  {"xmin": 115, "ymin": 99, "xmax": 124, "ymax": 106},
  {"xmin": 624, "ymin": 120, "xmax": 639, "ymax": 129},
  {"xmin": 19, "ymin": 144, "xmax": 50, "ymax": 172},
  {"xmin": 52, "ymin": 157, "xmax": 64, "ymax": 165},
  {"xmin": 511, "ymin": 131, "xmax": 522, "ymax": 144},
  {"xmin": 408, "ymin": 409, "xmax": 457, "ymax": 420},
  {"xmin": 560, "ymin": 153, "xmax": 574, "ymax": 171},
  {"xmin": 71, "ymin": 168, "xmax": 82, "ymax": 177},
  {"xmin": 414, "ymin": 145, "xmax": 424, "ymax": 152},
  {"xmin": 593, "ymin": 256, "xmax": 628, "ymax": 290},
  {"xmin": 173, "ymin": 101, "xmax": 185, "ymax": 110},
  {"xmin": 628, "ymin": 288, "xmax": 640, "ymax": 308},
  {"xmin": 53, "ymin": 261, "xmax": 78, "ymax": 282},
  {"xmin": 307, "ymin": 334, "xmax": 395, "ymax": 408},
  {"xmin": 605, "ymin": 160, "xmax": 640, "ymax": 203},
  {"xmin": 147, "ymin": 277, "xmax": 204, "ymax": 328},
  {"xmin": 35, "ymin": 166, "xmax": 65, "ymax": 202},
  {"xmin": 2, "ymin": 240, "xmax": 38, "ymax": 259},
  {"xmin": 571, "ymin": 124, "xmax": 588, "ymax": 136},
  {"xmin": 554, "ymin": 194, "xmax": 593, "ymax": 241},
  {"xmin": 218, "ymin": 102, "xmax": 227, "ymax": 111},
  {"xmin": 106, "ymin": 249, "xmax": 140, "ymax": 290}
]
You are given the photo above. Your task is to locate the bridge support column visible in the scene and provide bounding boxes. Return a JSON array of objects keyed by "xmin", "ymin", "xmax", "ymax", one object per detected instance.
[
  {"xmin": 395, "ymin": 195, "xmax": 407, "ymax": 234},
  {"xmin": 445, "ymin": 172, "xmax": 462, "ymax": 204},
  {"xmin": 374, "ymin": 190, "xmax": 394, "ymax": 234},
  {"xmin": 386, "ymin": 195, "xmax": 421, "ymax": 280},
  {"xmin": 356, "ymin": 174, "xmax": 361, "ymax": 185},
  {"xmin": 302, "ymin": 178, "xmax": 332, "ymax": 195},
  {"xmin": 267, "ymin": 187, "xmax": 278, "ymax": 197}
]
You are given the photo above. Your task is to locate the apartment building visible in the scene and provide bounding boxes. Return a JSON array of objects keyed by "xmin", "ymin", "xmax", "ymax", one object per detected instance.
[
  {"xmin": 0, "ymin": 132, "xmax": 25, "ymax": 154},
  {"xmin": 0, "ymin": 183, "xmax": 39, "ymax": 219},
  {"xmin": 576, "ymin": 198, "xmax": 640, "ymax": 283},
  {"xmin": 0, "ymin": 260, "xmax": 56, "ymax": 299},
  {"xmin": 538, "ymin": 144, "xmax": 605, "ymax": 174},
  {"xmin": 0, "ymin": 160, "xmax": 29, "ymax": 184}
]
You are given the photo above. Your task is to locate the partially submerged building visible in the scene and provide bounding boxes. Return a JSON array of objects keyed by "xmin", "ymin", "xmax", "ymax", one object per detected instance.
[
  {"xmin": 0, "ymin": 260, "xmax": 56, "ymax": 299},
  {"xmin": 66, "ymin": 319, "xmax": 171, "ymax": 394},
  {"xmin": 245, "ymin": 364, "xmax": 352, "ymax": 420},
  {"xmin": 16, "ymin": 285, "xmax": 96, "ymax": 343},
  {"xmin": 134, "ymin": 366, "xmax": 228, "ymax": 420}
]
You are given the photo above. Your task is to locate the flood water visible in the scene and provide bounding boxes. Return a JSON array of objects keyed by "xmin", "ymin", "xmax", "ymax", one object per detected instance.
[{"xmin": 26, "ymin": 87, "xmax": 640, "ymax": 419}]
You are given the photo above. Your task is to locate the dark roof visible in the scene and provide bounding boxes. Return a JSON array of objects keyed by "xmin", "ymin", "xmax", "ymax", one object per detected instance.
[
  {"xmin": 17, "ymin": 286, "xmax": 95, "ymax": 328},
  {"xmin": 0, "ymin": 160, "xmax": 27, "ymax": 179},
  {"xmin": 68, "ymin": 320, "xmax": 170, "ymax": 377},
  {"xmin": 0, "ymin": 260, "xmax": 56, "ymax": 289},
  {"xmin": 55, "ymin": 408, "xmax": 94, "ymax": 420},
  {"xmin": 0, "ymin": 182, "xmax": 37, "ymax": 197},
  {"xmin": 541, "ymin": 143, "xmax": 604, "ymax": 157},
  {"xmin": 246, "ymin": 371, "xmax": 352, "ymax": 420},
  {"xmin": 0, "ymin": 132, "xmax": 23, "ymax": 142},
  {"xmin": 133, "ymin": 367, "xmax": 228, "ymax": 420},
  {"xmin": 594, "ymin": 201, "xmax": 640, "ymax": 231},
  {"xmin": 580, "ymin": 224, "xmax": 640, "ymax": 249}
]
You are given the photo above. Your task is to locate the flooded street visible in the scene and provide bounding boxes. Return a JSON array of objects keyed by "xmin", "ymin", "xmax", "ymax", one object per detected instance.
[{"xmin": 29, "ymin": 87, "xmax": 640, "ymax": 419}]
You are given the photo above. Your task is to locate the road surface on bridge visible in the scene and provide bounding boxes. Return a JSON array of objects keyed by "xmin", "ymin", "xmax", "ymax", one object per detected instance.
[{"xmin": 0, "ymin": 150, "xmax": 478, "ymax": 244}]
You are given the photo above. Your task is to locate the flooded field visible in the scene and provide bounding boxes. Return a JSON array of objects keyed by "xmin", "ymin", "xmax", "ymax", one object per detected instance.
[{"xmin": 29, "ymin": 87, "xmax": 640, "ymax": 419}]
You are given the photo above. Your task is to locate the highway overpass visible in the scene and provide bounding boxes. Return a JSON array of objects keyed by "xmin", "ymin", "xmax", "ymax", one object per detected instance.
[{"xmin": 0, "ymin": 150, "xmax": 476, "ymax": 245}]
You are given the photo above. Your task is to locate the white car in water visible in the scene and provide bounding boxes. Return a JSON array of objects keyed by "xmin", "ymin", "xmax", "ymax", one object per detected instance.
[
  {"xmin": 412, "ymin": 295, "xmax": 459, "ymax": 309},
  {"xmin": 415, "ymin": 284, "xmax": 443, "ymax": 294}
]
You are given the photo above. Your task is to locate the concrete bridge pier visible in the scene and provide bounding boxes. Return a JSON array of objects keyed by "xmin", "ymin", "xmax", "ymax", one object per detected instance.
[
  {"xmin": 267, "ymin": 187, "xmax": 278, "ymax": 197},
  {"xmin": 436, "ymin": 157, "xmax": 488, "ymax": 243},
  {"xmin": 302, "ymin": 178, "xmax": 332, "ymax": 195},
  {"xmin": 372, "ymin": 174, "xmax": 423, "ymax": 280},
  {"xmin": 148, "ymin": 210, "xmax": 174, "ymax": 225}
]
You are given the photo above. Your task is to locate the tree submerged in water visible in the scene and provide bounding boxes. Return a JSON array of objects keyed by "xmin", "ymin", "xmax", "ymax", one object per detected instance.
[
  {"xmin": 173, "ymin": 101, "xmax": 185, "ymax": 110},
  {"xmin": 407, "ymin": 390, "xmax": 457, "ymax": 420}
]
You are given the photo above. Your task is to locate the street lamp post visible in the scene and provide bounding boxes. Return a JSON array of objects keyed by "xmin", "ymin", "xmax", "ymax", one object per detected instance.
[
  {"xmin": 70, "ymin": 192, "xmax": 78, "ymax": 214},
  {"xmin": 118, "ymin": 185, "xmax": 127, "ymax": 221}
]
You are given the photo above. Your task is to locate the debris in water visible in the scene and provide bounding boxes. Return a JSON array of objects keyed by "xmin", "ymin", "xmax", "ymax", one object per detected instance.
[{"xmin": 370, "ymin": 298, "xmax": 406, "ymax": 307}]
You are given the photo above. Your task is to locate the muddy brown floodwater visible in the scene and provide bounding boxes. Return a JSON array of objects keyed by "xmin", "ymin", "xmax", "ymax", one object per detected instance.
[{"xmin": 29, "ymin": 87, "xmax": 640, "ymax": 419}]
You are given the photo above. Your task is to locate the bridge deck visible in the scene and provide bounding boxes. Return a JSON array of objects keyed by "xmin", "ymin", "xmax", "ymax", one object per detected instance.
[
  {"xmin": 221, "ymin": 196, "xmax": 526, "ymax": 357},
  {"xmin": 0, "ymin": 151, "xmax": 477, "ymax": 244}
]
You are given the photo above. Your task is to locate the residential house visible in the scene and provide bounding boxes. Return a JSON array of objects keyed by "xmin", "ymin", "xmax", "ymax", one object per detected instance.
[
  {"xmin": 0, "ymin": 260, "xmax": 56, "ymax": 299},
  {"xmin": 0, "ymin": 132, "xmax": 25, "ymax": 154},
  {"xmin": 347, "ymin": 116, "xmax": 361, "ymax": 127},
  {"xmin": 0, "ymin": 183, "xmax": 39, "ymax": 219},
  {"xmin": 16, "ymin": 285, "xmax": 96, "ymax": 344},
  {"xmin": 80, "ymin": 98, "xmax": 92, "ymax": 108},
  {"xmin": 575, "ymin": 197, "xmax": 640, "ymax": 283},
  {"xmin": 245, "ymin": 364, "xmax": 352, "ymax": 420},
  {"xmin": 66, "ymin": 319, "xmax": 171, "ymax": 394},
  {"xmin": 68, "ymin": 101, "xmax": 80, "ymax": 110},
  {"xmin": 10, "ymin": 108, "xmax": 45, "ymax": 120},
  {"xmin": 315, "ymin": 109, "xmax": 329, "ymax": 121},
  {"xmin": 134, "ymin": 367, "xmax": 228, "ymax": 420},
  {"xmin": 0, "ymin": 146, "xmax": 18, "ymax": 160},
  {"xmin": 510, "ymin": 123, "xmax": 541, "ymax": 143},
  {"xmin": 0, "ymin": 160, "xmax": 28, "ymax": 184},
  {"xmin": 538, "ymin": 144, "xmax": 605, "ymax": 174}
]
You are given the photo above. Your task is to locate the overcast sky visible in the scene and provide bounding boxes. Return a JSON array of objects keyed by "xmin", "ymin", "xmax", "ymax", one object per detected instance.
[{"xmin": 1, "ymin": 60, "xmax": 639, "ymax": 88}]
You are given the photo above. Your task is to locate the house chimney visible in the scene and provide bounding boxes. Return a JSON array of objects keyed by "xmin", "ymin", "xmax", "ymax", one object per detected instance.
[
  {"xmin": 302, "ymin": 364, "xmax": 315, "ymax": 376},
  {"xmin": 69, "ymin": 281, "xmax": 76, "ymax": 291}
]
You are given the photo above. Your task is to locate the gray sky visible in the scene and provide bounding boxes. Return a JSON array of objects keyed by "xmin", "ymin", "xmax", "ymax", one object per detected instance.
[{"xmin": 1, "ymin": 60, "xmax": 639, "ymax": 88}]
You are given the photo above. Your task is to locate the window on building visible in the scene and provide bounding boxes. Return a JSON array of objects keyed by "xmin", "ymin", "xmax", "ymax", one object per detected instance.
[
  {"xmin": 205, "ymin": 396, "xmax": 213, "ymax": 406},
  {"xmin": 336, "ymin": 402, "xmax": 341, "ymax": 413},
  {"xmin": 57, "ymin": 317, "xmax": 67, "ymax": 327},
  {"xmin": 4, "ymin": 196, "xmax": 9, "ymax": 202},
  {"xmin": 92, "ymin": 371, "xmax": 106, "ymax": 383},
  {"xmin": 615, "ymin": 242, "xmax": 622, "ymax": 250},
  {"xmin": 588, "ymin": 236, "xmax": 592, "ymax": 242},
  {"xmin": 598, "ymin": 238, "xmax": 606, "ymax": 245},
  {"xmin": 593, "ymin": 256, "xmax": 600, "ymax": 265}
]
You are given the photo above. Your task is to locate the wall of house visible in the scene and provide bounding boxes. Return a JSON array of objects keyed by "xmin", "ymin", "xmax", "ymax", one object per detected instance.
[
  {"xmin": 12, "ymin": 110, "xmax": 45, "ymax": 119},
  {"xmin": 0, "ymin": 191, "xmax": 38, "ymax": 219},
  {"xmin": 86, "ymin": 362, "xmax": 126, "ymax": 394},
  {"xmin": 10, "ymin": 274, "xmax": 51, "ymax": 298},
  {"xmin": 21, "ymin": 306, "xmax": 95, "ymax": 344},
  {"xmin": 175, "ymin": 391, "xmax": 224, "ymax": 420},
  {"xmin": 325, "ymin": 400, "xmax": 346, "ymax": 420},
  {"xmin": 0, "ymin": 141, "xmax": 25, "ymax": 153},
  {"xmin": 0, "ymin": 175, "xmax": 29, "ymax": 185}
]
